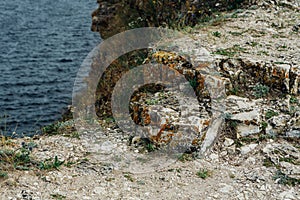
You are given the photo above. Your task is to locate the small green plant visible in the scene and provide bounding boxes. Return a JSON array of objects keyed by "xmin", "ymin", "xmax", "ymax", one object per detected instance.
[
  {"xmin": 249, "ymin": 41, "xmax": 259, "ymax": 47},
  {"xmin": 189, "ymin": 78, "xmax": 198, "ymax": 88},
  {"xmin": 64, "ymin": 161, "xmax": 76, "ymax": 168},
  {"xmin": 257, "ymin": 50, "xmax": 269, "ymax": 56},
  {"xmin": 69, "ymin": 131, "xmax": 80, "ymax": 139},
  {"xmin": 213, "ymin": 45, "xmax": 246, "ymax": 57},
  {"xmin": 51, "ymin": 194, "xmax": 66, "ymax": 200},
  {"xmin": 42, "ymin": 121, "xmax": 79, "ymax": 139},
  {"xmin": 212, "ymin": 31, "xmax": 221, "ymax": 37},
  {"xmin": 213, "ymin": 49, "xmax": 236, "ymax": 57},
  {"xmin": 229, "ymin": 31, "xmax": 244, "ymax": 36},
  {"xmin": 240, "ymin": 137, "xmax": 256, "ymax": 143},
  {"xmin": 39, "ymin": 156, "xmax": 64, "ymax": 170},
  {"xmin": 42, "ymin": 123, "xmax": 60, "ymax": 135},
  {"xmin": 279, "ymin": 157, "xmax": 299, "ymax": 165},
  {"xmin": 253, "ymin": 84, "xmax": 269, "ymax": 98},
  {"xmin": 290, "ymin": 96, "xmax": 299, "ymax": 104},
  {"xmin": 232, "ymin": 44, "xmax": 246, "ymax": 52},
  {"xmin": 124, "ymin": 173, "xmax": 134, "ymax": 182},
  {"xmin": 145, "ymin": 99, "xmax": 159, "ymax": 105},
  {"xmin": 223, "ymin": 112, "xmax": 232, "ymax": 120},
  {"xmin": 104, "ymin": 117, "xmax": 115, "ymax": 123},
  {"xmin": 259, "ymin": 134, "xmax": 275, "ymax": 141},
  {"xmin": 177, "ymin": 153, "xmax": 194, "ymax": 162},
  {"xmin": 273, "ymin": 170, "xmax": 300, "ymax": 186},
  {"xmin": 0, "ymin": 140, "xmax": 40, "ymax": 171},
  {"xmin": 289, "ymin": 105, "xmax": 298, "ymax": 115},
  {"xmin": 229, "ymin": 87, "xmax": 240, "ymax": 95},
  {"xmin": 263, "ymin": 157, "xmax": 275, "ymax": 168},
  {"xmin": 231, "ymin": 13, "xmax": 238, "ymax": 18},
  {"xmin": 261, "ymin": 121, "xmax": 268, "ymax": 130},
  {"xmin": 146, "ymin": 143, "xmax": 155, "ymax": 152},
  {"xmin": 229, "ymin": 121, "xmax": 238, "ymax": 129},
  {"xmin": 265, "ymin": 110, "xmax": 279, "ymax": 119},
  {"xmin": 197, "ymin": 169, "xmax": 211, "ymax": 179},
  {"xmin": 13, "ymin": 147, "xmax": 33, "ymax": 170},
  {"xmin": 277, "ymin": 44, "xmax": 288, "ymax": 51},
  {"xmin": 0, "ymin": 171, "xmax": 8, "ymax": 178}
]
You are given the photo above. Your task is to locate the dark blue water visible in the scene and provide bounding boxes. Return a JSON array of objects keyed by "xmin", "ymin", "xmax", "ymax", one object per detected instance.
[{"xmin": 0, "ymin": 0, "xmax": 101, "ymax": 136}]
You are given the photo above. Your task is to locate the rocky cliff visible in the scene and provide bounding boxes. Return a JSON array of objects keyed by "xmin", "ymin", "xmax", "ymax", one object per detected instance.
[
  {"xmin": 89, "ymin": 0, "xmax": 300, "ymax": 150},
  {"xmin": 91, "ymin": 0, "xmax": 252, "ymax": 39}
]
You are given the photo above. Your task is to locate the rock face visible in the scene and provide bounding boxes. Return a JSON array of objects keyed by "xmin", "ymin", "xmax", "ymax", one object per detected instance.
[{"xmin": 87, "ymin": 0, "xmax": 300, "ymax": 155}]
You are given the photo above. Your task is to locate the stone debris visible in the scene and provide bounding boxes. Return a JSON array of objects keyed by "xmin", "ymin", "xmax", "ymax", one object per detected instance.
[{"xmin": 240, "ymin": 143, "xmax": 259, "ymax": 155}]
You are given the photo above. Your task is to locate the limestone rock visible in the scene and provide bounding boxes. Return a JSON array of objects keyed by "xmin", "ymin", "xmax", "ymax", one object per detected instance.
[
  {"xmin": 237, "ymin": 124, "xmax": 260, "ymax": 137},
  {"xmin": 223, "ymin": 138, "xmax": 235, "ymax": 147},
  {"xmin": 240, "ymin": 144, "xmax": 258, "ymax": 155}
]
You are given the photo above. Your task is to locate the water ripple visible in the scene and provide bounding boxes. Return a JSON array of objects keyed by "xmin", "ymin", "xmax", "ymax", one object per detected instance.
[{"xmin": 0, "ymin": 0, "xmax": 100, "ymax": 136}]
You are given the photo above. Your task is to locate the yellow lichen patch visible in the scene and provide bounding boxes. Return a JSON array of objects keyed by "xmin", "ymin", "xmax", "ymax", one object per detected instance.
[
  {"xmin": 191, "ymin": 138, "xmax": 200, "ymax": 146},
  {"xmin": 152, "ymin": 51, "xmax": 187, "ymax": 64},
  {"xmin": 203, "ymin": 119, "xmax": 210, "ymax": 126},
  {"xmin": 148, "ymin": 123, "xmax": 178, "ymax": 146}
]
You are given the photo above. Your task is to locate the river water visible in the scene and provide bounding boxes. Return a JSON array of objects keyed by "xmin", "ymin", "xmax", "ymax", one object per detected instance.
[{"xmin": 0, "ymin": 0, "xmax": 101, "ymax": 136}]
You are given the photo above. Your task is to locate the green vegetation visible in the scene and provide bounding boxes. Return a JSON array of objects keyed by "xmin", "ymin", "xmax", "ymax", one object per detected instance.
[
  {"xmin": 177, "ymin": 153, "xmax": 194, "ymax": 162},
  {"xmin": 42, "ymin": 120, "xmax": 79, "ymax": 139},
  {"xmin": 42, "ymin": 123, "xmax": 60, "ymax": 135},
  {"xmin": 39, "ymin": 156, "xmax": 64, "ymax": 170},
  {"xmin": 197, "ymin": 169, "xmax": 212, "ymax": 179},
  {"xmin": 235, "ymin": 134, "xmax": 275, "ymax": 148},
  {"xmin": 188, "ymin": 78, "xmax": 198, "ymax": 88},
  {"xmin": 261, "ymin": 121, "xmax": 268, "ymax": 130},
  {"xmin": 223, "ymin": 112, "xmax": 233, "ymax": 120},
  {"xmin": 168, "ymin": 168, "xmax": 182, "ymax": 173},
  {"xmin": 51, "ymin": 194, "xmax": 66, "ymax": 200},
  {"xmin": 213, "ymin": 49, "xmax": 236, "ymax": 57},
  {"xmin": 229, "ymin": 31, "xmax": 244, "ymax": 36},
  {"xmin": 145, "ymin": 98, "xmax": 159, "ymax": 105},
  {"xmin": 0, "ymin": 141, "xmax": 38, "ymax": 172},
  {"xmin": 213, "ymin": 45, "xmax": 246, "ymax": 57},
  {"xmin": 279, "ymin": 157, "xmax": 299, "ymax": 165},
  {"xmin": 13, "ymin": 147, "xmax": 32, "ymax": 170},
  {"xmin": 146, "ymin": 143, "xmax": 155, "ymax": 152},
  {"xmin": 229, "ymin": 87, "xmax": 240, "ymax": 95},
  {"xmin": 263, "ymin": 157, "xmax": 277, "ymax": 168},
  {"xmin": 212, "ymin": 31, "xmax": 221, "ymax": 37},
  {"xmin": 274, "ymin": 61, "xmax": 289, "ymax": 65},
  {"xmin": 265, "ymin": 110, "xmax": 279, "ymax": 119},
  {"xmin": 124, "ymin": 173, "xmax": 134, "ymax": 182},
  {"xmin": 257, "ymin": 50, "xmax": 269, "ymax": 56},
  {"xmin": 104, "ymin": 117, "xmax": 115, "ymax": 123},
  {"xmin": 248, "ymin": 41, "xmax": 259, "ymax": 47},
  {"xmin": 229, "ymin": 121, "xmax": 238, "ymax": 129},
  {"xmin": 64, "ymin": 161, "xmax": 76, "ymax": 168},
  {"xmin": 273, "ymin": 170, "xmax": 300, "ymax": 186},
  {"xmin": 290, "ymin": 96, "xmax": 299, "ymax": 104},
  {"xmin": 0, "ymin": 138, "xmax": 66, "ymax": 176},
  {"xmin": 253, "ymin": 84, "xmax": 269, "ymax": 98},
  {"xmin": 0, "ymin": 170, "xmax": 8, "ymax": 178}
]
